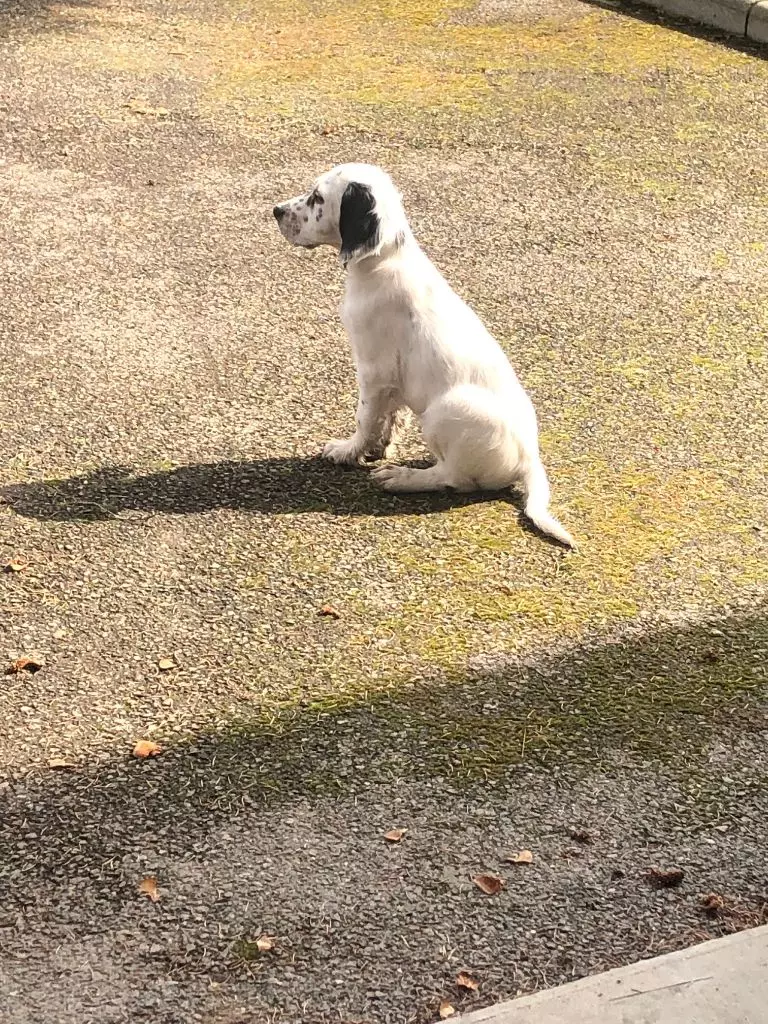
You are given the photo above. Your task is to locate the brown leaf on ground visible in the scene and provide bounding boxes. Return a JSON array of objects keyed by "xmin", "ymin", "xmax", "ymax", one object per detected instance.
[
  {"xmin": 697, "ymin": 893, "xmax": 767, "ymax": 931},
  {"xmin": 256, "ymin": 935, "xmax": 275, "ymax": 952},
  {"xmin": 47, "ymin": 758, "xmax": 76, "ymax": 770},
  {"xmin": 506, "ymin": 850, "xmax": 533, "ymax": 864},
  {"xmin": 438, "ymin": 1001, "xmax": 456, "ymax": 1019},
  {"xmin": 384, "ymin": 828, "xmax": 407, "ymax": 842},
  {"xmin": 456, "ymin": 971, "xmax": 479, "ymax": 991},
  {"xmin": 132, "ymin": 740, "xmax": 162, "ymax": 759},
  {"xmin": 473, "ymin": 873, "xmax": 505, "ymax": 895},
  {"xmin": 318, "ymin": 604, "xmax": 341, "ymax": 619},
  {"xmin": 645, "ymin": 866, "xmax": 685, "ymax": 889},
  {"xmin": 125, "ymin": 99, "xmax": 170, "ymax": 116},
  {"xmin": 157, "ymin": 657, "xmax": 175, "ymax": 671},
  {"xmin": 6, "ymin": 655, "xmax": 45, "ymax": 674},
  {"xmin": 138, "ymin": 877, "xmax": 160, "ymax": 902},
  {"xmin": 701, "ymin": 893, "xmax": 725, "ymax": 917},
  {"xmin": 569, "ymin": 828, "xmax": 593, "ymax": 844},
  {"xmin": 3, "ymin": 559, "xmax": 25, "ymax": 573}
]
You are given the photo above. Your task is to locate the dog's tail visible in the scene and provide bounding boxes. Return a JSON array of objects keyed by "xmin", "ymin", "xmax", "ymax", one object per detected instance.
[{"xmin": 520, "ymin": 459, "xmax": 576, "ymax": 549}]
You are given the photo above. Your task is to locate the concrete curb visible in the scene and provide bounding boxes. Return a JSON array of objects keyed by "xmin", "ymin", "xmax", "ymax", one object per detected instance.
[
  {"xmin": 635, "ymin": 0, "xmax": 768, "ymax": 44},
  {"xmin": 750, "ymin": 1, "xmax": 768, "ymax": 41},
  {"xmin": 456, "ymin": 925, "xmax": 768, "ymax": 1023}
]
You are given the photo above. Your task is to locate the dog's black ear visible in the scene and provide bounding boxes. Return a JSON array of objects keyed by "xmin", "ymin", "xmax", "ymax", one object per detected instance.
[{"xmin": 339, "ymin": 182, "xmax": 380, "ymax": 267}]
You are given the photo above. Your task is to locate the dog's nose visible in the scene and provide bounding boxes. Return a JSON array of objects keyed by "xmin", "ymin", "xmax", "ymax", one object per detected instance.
[{"xmin": 273, "ymin": 205, "xmax": 286, "ymax": 221}]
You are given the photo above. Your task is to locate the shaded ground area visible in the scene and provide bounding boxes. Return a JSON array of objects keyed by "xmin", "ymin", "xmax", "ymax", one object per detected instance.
[
  {"xmin": 1, "ymin": 609, "xmax": 767, "ymax": 1023},
  {"xmin": 1, "ymin": 0, "xmax": 767, "ymax": 1021}
]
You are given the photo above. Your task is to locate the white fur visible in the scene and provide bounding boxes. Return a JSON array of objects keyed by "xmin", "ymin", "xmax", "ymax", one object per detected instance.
[{"xmin": 273, "ymin": 163, "xmax": 575, "ymax": 548}]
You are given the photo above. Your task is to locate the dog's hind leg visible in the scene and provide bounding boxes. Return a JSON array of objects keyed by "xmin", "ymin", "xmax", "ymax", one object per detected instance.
[
  {"xmin": 372, "ymin": 388, "xmax": 507, "ymax": 493},
  {"xmin": 370, "ymin": 461, "xmax": 462, "ymax": 492}
]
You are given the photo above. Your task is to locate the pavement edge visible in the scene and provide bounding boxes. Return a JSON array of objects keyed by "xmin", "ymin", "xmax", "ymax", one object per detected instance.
[
  {"xmin": 632, "ymin": 0, "xmax": 768, "ymax": 44},
  {"xmin": 456, "ymin": 925, "xmax": 768, "ymax": 1023}
]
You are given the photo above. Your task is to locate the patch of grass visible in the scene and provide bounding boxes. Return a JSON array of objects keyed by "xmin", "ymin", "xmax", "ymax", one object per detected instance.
[
  {"xmin": 360, "ymin": 459, "xmax": 767, "ymax": 671},
  {"xmin": 173, "ymin": 603, "xmax": 768, "ymax": 792},
  {"xmin": 2, "ymin": 608, "xmax": 765, "ymax": 894},
  {"xmin": 18, "ymin": 0, "xmax": 767, "ymax": 208},
  {"xmin": 231, "ymin": 937, "xmax": 265, "ymax": 963},
  {"xmin": 31, "ymin": 2, "xmax": 768, "ymax": 123}
]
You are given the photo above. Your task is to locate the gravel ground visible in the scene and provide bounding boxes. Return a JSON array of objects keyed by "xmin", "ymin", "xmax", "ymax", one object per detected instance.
[{"xmin": 1, "ymin": 0, "xmax": 767, "ymax": 1021}]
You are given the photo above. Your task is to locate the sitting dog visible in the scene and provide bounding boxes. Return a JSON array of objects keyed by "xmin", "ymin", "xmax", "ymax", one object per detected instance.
[{"xmin": 273, "ymin": 163, "xmax": 575, "ymax": 548}]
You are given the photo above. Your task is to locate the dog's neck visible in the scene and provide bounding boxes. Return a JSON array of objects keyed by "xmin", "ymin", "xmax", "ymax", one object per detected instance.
[{"xmin": 343, "ymin": 228, "xmax": 415, "ymax": 274}]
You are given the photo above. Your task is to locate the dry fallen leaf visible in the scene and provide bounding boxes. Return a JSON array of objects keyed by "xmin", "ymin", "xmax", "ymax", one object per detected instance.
[
  {"xmin": 384, "ymin": 828, "xmax": 407, "ymax": 843},
  {"xmin": 256, "ymin": 935, "xmax": 275, "ymax": 952},
  {"xmin": 48, "ymin": 757, "xmax": 76, "ymax": 770},
  {"xmin": 157, "ymin": 657, "xmax": 175, "ymax": 671},
  {"xmin": 506, "ymin": 850, "xmax": 533, "ymax": 864},
  {"xmin": 138, "ymin": 876, "xmax": 160, "ymax": 902},
  {"xmin": 701, "ymin": 893, "xmax": 725, "ymax": 917},
  {"xmin": 318, "ymin": 604, "xmax": 341, "ymax": 619},
  {"xmin": 3, "ymin": 560, "xmax": 25, "ymax": 573},
  {"xmin": 133, "ymin": 740, "xmax": 162, "ymax": 759},
  {"xmin": 6, "ymin": 655, "xmax": 45, "ymax": 675},
  {"xmin": 456, "ymin": 971, "xmax": 479, "ymax": 991},
  {"xmin": 645, "ymin": 866, "xmax": 685, "ymax": 889},
  {"xmin": 438, "ymin": 1001, "xmax": 456, "ymax": 1020},
  {"xmin": 125, "ymin": 99, "xmax": 170, "ymax": 116},
  {"xmin": 473, "ymin": 873, "xmax": 505, "ymax": 896}
]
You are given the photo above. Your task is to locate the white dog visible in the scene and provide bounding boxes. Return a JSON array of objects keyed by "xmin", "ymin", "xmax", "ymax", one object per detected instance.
[{"xmin": 273, "ymin": 163, "xmax": 575, "ymax": 548}]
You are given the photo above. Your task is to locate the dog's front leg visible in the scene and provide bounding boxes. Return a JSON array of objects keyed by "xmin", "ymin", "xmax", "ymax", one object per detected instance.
[
  {"xmin": 363, "ymin": 406, "xmax": 409, "ymax": 462},
  {"xmin": 322, "ymin": 375, "xmax": 397, "ymax": 466}
]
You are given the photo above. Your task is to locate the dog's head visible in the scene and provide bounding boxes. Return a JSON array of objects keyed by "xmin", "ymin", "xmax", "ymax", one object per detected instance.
[{"xmin": 272, "ymin": 163, "xmax": 408, "ymax": 268}]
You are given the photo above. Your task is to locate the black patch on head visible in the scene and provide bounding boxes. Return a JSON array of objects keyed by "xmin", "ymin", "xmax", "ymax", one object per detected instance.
[
  {"xmin": 306, "ymin": 189, "xmax": 324, "ymax": 210},
  {"xmin": 339, "ymin": 182, "xmax": 379, "ymax": 267}
]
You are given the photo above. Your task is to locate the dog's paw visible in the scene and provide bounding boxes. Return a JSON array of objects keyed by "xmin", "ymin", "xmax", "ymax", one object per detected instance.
[
  {"xmin": 322, "ymin": 438, "xmax": 363, "ymax": 465},
  {"xmin": 370, "ymin": 464, "xmax": 411, "ymax": 491}
]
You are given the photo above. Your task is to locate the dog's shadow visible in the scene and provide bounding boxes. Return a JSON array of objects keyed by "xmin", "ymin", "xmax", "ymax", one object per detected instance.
[{"xmin": 3, "ymin": 456, "xmax": 524, "ymax": 524}]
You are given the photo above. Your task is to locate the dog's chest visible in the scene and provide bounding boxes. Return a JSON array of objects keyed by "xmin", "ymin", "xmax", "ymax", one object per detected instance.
[
  {"xmin": 340, "ymin": 282, "xmax": 409, "ymax": 355},
  {"xmin": 340, "ymin": 284, "xmax": 378, "ymax": 334}
]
